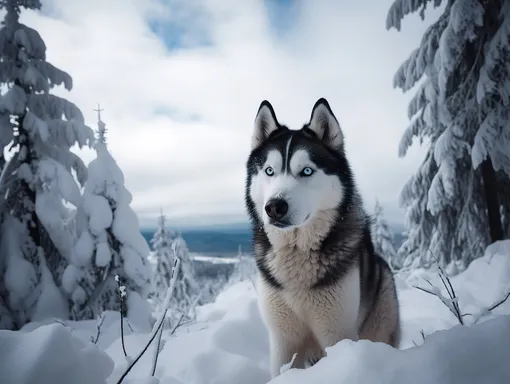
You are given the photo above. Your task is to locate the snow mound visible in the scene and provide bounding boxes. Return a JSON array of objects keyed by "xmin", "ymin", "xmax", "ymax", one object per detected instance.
[
  {"xmin": 8, "ymin": 240, "xmax": 510, "ymax": 384},
  {"xmin": 270, "ymin": 316, "xmax": 510, "ymax": 384},
  {"xmin": 0, "ymin": 323, "xmax": 114, "ymax": 384},
  {"xmin": 124, "ymin": 240, "xmax": 510, "ymax": 383}
]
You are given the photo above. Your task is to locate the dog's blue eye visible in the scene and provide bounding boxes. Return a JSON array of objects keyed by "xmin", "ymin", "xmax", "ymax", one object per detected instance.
[
  {"xmin": 265, "ymin": 166, "xmax": 274, "ymax": 176},
  {"xmin": 300, "ymin": 167, "xmax": 314, "ymax": 177}
]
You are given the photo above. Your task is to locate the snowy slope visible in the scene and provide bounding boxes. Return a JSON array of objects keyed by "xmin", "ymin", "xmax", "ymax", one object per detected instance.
[{"xmin": 1, "ymin": 241, "xmax": 510, "ymax": 384}]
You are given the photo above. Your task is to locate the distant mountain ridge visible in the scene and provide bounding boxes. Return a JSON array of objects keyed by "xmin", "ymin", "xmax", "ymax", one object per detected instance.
[{"xmin": 141, "ymin": 223, "xmax": 407, "ymax": 256}]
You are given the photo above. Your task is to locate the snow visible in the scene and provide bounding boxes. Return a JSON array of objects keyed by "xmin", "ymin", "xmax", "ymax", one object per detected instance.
[
  {"xmin": 31, "ymin": 248, "xmax": 69, "ymax": 322},
  {"xmin": 270, "ymin": 317, "xmax": 510, "ymax": 384},
  {"xmin": 0, "ymin": 323, "xmax": 113, "ymax": 384},
  {"xmin": 84, "ymin": 194, "xmax": 113, "ymax": 235},
  {"xmin": 1, "ymin": 240, "xmax": 509, "ymax": 383},
  {"xmin": 73, "ymin": 230, "xmax": 95, "ymax": 266},
  {"xmin": 0, "ymin": 216, "xmax": 39, "ymax": 319},
  {"xmin": 96, "ymin": 242, "xmax": 113, "ymax": 268},
  {"xmin": 112, "ymin": 204, "xmax": 151, "ymax": 259}
]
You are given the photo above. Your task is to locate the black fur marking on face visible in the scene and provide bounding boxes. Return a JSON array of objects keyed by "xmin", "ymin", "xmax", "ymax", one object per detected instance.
[{"xmin": 245, "ymin": 100, "xmax": 368, "ymax": 291}]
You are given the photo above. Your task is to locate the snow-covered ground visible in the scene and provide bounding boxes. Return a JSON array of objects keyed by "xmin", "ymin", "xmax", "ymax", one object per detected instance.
[{"xmin": 2, "ymin": 240, "xmax": 510, "ymax": 384}]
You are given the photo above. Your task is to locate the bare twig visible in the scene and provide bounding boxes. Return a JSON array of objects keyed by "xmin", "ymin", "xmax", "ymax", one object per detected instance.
[
  {"xmin": 125, "ymin": 318, "xmax": 134, "ymax": 333},
  {"xmin": 414, "ymin": 251, "xmax": 465, "ymax": 325},
  {"xmin": 150, "ymin": 319, "xmax": 165, "ymax": 377},
  {"xmin": 116, "ymin": 257, "xmax": 181, "ymax": 384},
  {"xmin": 170, "ymin": 294, "xmax": 202, "ymax": 335},
  {"xmin": 115, "ymin": 275, "xmax": 128, "ymax": 357},
  {"xmin": 416, "ymin": 245, "xmax": 510, "ymax": 326},
  {"xmin": 472, "ymin": 287, "xmax": 510, "ymax": 324},
  {"xmin": 92, "ymin": 314, "xmax": 106, "ymax": 344},
  {"xmin": 53, "ymin": 319, "xmax": 69, "ymax": 328},
  {"xmin": 487, "ymin": 290, "xmax": 510, "ymax": 312},
  {"xmin": 413, "ymin": 285, "xmax": 464, "ymax": 325},
  {"xmin": 438, "ymin": 265, "xmax": 464, "ymax": 325},
  {"xmin": 151, "ymin": 293, "xmax": 202, "ymax": 376}
]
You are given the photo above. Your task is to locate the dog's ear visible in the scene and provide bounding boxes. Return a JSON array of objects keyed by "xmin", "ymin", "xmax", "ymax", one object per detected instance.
[
  {"xmin": 251, "ymin": 100, "xmax": 280, "ymax": 150},
  {"xmin": 308, "ymin": 98, "xmax": 344, "ymax": 151}
]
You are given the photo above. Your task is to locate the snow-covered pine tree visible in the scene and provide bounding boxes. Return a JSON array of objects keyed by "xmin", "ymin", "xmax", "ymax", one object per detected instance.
[
  {"xmin": 371, "ymin": 200, "xmax": 400, "ymax": 270},
  {"xmin": 386, "ymin": 0, "xmax": 510, "ymax": 270},
  {"xmin": 167, "ymin": 233, "xmax": 201, "ymax": 322},
  {"xmin": 0, "ymin": 0, "xmax": 94, "ymax": 329},
  {"xmin": 228, "ymin": 245, "xmax": 256, "ymax": 285},
  {"xmin": 62, "ymin": 107, "xmax": 151, "ymax": 319},
  {"xmin": 148, "ymin": 210, "xmax": 175, "ymax": 309}
]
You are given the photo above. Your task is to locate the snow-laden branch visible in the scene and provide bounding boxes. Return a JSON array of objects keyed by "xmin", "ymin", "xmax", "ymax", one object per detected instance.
[
  {"xmin": 414, "ymin": 263, "xmax": 470, "ymax": 325},
  {"xmin": 414, "ymin": 263, "xmax": 510, "ymax": 326}
]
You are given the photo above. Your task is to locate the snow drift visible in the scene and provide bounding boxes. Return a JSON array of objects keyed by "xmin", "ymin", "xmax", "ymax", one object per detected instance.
[{"xmin": 0, "ymin": 240, "xmax": 509, "ymax": 384}]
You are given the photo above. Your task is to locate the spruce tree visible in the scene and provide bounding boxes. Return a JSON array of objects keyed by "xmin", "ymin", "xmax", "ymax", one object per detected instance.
[
  {"xmin": 386, "ymin": 0, "xmax": 510, "ymax": 269},
  {"xmin": 371, "ymin": 200, "xmax": 400, "ymax": 270},
  {"xmin": 0, "ymin": 0, "xmax": 93, "ymax": 328},
  {"xmin": 148, "ymin": 210, "xmax": 175, "ymax": 309},
  {"xmin": 62, "ymin": 107, "xmax": 151, "ymax": 319}
]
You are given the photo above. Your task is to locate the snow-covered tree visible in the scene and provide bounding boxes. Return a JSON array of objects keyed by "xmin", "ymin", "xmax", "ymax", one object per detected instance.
[
  {"xmin": 371, "ymin": 200, "xmax": 400, "ymax": 270},
  {"xmin": 166, "ymin": 233, "xmax": 201, "ymax": 322},
  {"xmin": 228, "ymin": 245, "xmax": 256, "ymax": 285},
  {"xmin": 148, "ymin": 210, "xmax": 175, "ymax": 308},
  {"xmin": 62, "ymin": 109, "xmax": 151, "ymax": 319},
  {"xmin": 386, "ymin": 0, "xmax": 510, "ymax": 270},
  {"xmin": 0, "ymin": 0, "xmax": 94, "ymax": 329}
]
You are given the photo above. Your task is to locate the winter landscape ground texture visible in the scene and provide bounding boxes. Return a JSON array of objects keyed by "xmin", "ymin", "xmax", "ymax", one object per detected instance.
[
  {"xmin": 2, "ymin": 0, "xmax": 510, "ymax": 383},
  {"xmin": 1, "ymin": 240, "xmax": 510, "ymax": 384}
]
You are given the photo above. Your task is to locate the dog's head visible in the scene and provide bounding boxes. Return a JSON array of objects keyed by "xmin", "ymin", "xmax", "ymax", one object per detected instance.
[{"xmin": 245, "ymin": 98, "xmax": 353, "ymax": 231}]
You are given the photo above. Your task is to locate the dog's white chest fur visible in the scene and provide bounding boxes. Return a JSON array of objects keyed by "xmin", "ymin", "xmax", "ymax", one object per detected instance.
[
  {"xmin": 266, "ymin": 247, "xmax": 324, "ymax": 289},
  {"xmin": 257, "ymin": 262, "xmax": 362, "ymax": 377},
  {"xmin": 262, "ymin": 212, "xmax": 339, "ymax": 289}
]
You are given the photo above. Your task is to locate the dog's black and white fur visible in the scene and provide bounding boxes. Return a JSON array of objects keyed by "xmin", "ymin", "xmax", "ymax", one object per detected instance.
[{"xmin": 244, "ymin": 98, "xmax": 400, "ymax": 377}]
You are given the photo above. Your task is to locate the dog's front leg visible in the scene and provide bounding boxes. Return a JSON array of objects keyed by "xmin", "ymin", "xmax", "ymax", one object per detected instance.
[
  {"xmin": 258, "ymin": 282, "xmax": 309, "ymax": 377},
  {"xmin": 267, "ymin": 329, "xmax": 307, "ymax": 377},
  {"xmin": 310, "ymin": 269, "xmax": 361, "ymax": 350}
]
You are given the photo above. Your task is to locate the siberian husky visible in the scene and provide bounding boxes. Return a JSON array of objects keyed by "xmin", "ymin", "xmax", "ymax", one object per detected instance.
[{"xmin": 244, "ymin": 98, "xmax": 400, "ymax": 377}]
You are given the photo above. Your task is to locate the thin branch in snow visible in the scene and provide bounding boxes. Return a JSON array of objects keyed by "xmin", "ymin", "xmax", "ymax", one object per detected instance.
[
  {"xmin": 91, "ymin": 313, "xmax": 106, "ymax": 344},
  {"xmin": 413, "ymin": 284, "xmax": 464, "ymax": 325},
  {"xmin": 437, "ymin": 265, "xmax": 464, "ymax": 325},
  {"xmin": 53, "ymin": 319, "xmax": 68, "ymax": 328},
  {"xmin": 471, "ymin": 287, "xmax": 510, "ymax": 324},
  {"xmin": 115, "ymin": 274, "xmax": 128, "ymax": 357},
  {"xmin": 414, "ymin": 265, "xmax": 464, "ymax": 325},
  {"xmin": 412, "ymin": 329, "xmax": 426, "ymax": 347},
  {"xmin": 151, "ymin": 292, "xmax": 202, "ymax": 377},
  {"xmin": 115, "ymin": 257, "xmax": 181, "ymax": 384},
  {"xmin": 414, "ymin": 251, "xmax": 465, "ymax": 325},
  {"xmin": 150, "ymin": 319, "xmax": 165, "ymax": 378},
  {"xmin": 170, "ymin": 293, "xmax": 202, "ymax": 335},
  {"xmin": 125, "ymin": 318, "xmax": 134, "ymax": 333}
]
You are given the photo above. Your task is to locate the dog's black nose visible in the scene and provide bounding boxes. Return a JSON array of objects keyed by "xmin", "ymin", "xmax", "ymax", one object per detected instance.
[{"xmin": 265, "ymin": 198, "xmax": 289, "ymax": 220}]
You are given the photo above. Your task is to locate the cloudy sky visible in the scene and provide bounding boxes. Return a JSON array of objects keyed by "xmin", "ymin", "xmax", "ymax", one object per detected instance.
[{"xmin": 20, "ymin": 0, "xmax": 442, "ymax": 228}]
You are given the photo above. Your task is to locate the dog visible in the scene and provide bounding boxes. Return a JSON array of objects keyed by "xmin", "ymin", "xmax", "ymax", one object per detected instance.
[{"xmin": 244, "ymin": 98, "xmax": 401, "ymax": 377}]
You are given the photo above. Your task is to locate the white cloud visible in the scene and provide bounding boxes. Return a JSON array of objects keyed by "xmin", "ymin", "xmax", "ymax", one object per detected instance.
[{"xmin": 18, "ymin": 0, "xmax": 443, "ymax": 227}]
